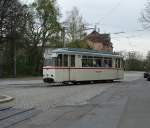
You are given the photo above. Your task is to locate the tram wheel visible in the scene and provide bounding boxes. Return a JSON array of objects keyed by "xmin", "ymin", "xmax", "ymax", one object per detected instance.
[{"xmin": 72, "ymin": 81, "xmax": 77, "ymax": 85}]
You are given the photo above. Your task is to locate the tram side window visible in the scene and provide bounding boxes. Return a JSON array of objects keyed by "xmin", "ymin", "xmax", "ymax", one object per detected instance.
[
  {"xmin": 93, "ymin": 57, "xmax": 102, "ymax": 67},
  {"xmin": 82, "ymin": 56, "xmax": 88, "ymax": 67},
  {"xmin": 56, "ymin": 54, "xmax": 62, "ymax": 67},
  {"xmin": 108, "ymin": 59, "xmax": 112, "ymax": 67},
  {"xmin": 64, "ymin": 54, "xmax": 68, "ymax": 67},
  {"xmin": 104, "ymin": 59, "xmax": 109, "ymax": 67},
  {"xmin": 70, "ymin": 55, "xmax": 75, "ymax": 67},
  {"xmin": 104, "ymin": 58, "xmax": 112, "ymax": 67},
  {"xmin": 118, "ymin": 59, "xmax": 120, "ymax": 68},
  {"xmin": 115, "ymin": 58, "xmax": 121, "ymax": 68},
  {"xmin": 87, "ymin": 56, "xmax": 93, "ymax": 67},
  {"xmin": 115, "ymin": 59, "xmax": 118, "ymax": 68},
  {"xmin": 121, "ymin": 59, "xmax": 124, "ymax": 68}
]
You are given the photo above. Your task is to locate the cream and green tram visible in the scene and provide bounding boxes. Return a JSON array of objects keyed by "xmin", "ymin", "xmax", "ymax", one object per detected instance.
[{"xmin": 43, "ymin": 48, "xmax": 124, "ymax": 83}]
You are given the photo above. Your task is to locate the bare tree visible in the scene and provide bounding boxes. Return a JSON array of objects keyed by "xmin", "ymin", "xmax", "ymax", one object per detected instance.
[
  {"xmin": 64, "ymin": 7, "xmax": 86, "ymax": 43},
  {"xmin": 145, "ymin": 51, "xmax": 150, "ymax": 71},
  {"xmin": 125, "ymin": 51, "xmax": 144, "ymax": 71},
  {"xmin": 140, "ymin": 0, "xmax": 150, "ymax": 29}
]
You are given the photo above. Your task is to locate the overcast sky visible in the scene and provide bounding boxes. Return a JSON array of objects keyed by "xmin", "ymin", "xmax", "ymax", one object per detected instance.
[{"xmin": 23, "ymin": 0, "xmax": 150, "ymax": 55}]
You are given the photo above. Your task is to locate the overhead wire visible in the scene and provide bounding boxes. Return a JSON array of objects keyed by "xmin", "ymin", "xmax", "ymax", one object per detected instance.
[
  {"xmin": 98, "ymin": 0, "xmax": 123, "ymax": 24},
  {"xmin": 87, "ymin": 0, "xmax": 123, "ymax": 30},
  {"xmin": 91, "ymin": 0, "xmax": 150, "ymax": 53},
  {"xmin": 111, "ymin": 29, "xmax": 150, "ymax": 51},
  {"xmin": 111, "ymin": 28, "xmax": 149, "ymax": 38}
]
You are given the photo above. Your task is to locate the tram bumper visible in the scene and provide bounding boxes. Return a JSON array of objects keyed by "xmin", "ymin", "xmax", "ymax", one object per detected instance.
[{"xmin": 43, "ymin": 78, "xmax": 54, "ymax": 83}]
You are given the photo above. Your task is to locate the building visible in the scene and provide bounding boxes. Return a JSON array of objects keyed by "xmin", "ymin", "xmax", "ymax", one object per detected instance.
[{"xmin": 85, "ymin": 31, "xmax": 113, "ymax": 52}]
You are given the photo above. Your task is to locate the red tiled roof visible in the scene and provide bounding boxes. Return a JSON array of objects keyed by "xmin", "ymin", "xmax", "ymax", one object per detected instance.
[{"xmin": 85, "ymin": 31, "xmax": 111, "ymax": 44}]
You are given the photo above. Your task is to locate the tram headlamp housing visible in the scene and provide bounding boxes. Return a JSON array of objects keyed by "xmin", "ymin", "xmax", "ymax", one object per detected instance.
[{"xmin": 51, "ymin": 53, "xmax": 58, "ymax": 57}]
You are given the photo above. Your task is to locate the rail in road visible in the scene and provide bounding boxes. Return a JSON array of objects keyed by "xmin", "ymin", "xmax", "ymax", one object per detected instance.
[{"xmin": 0, "ymin": 106, "xmax": 39, "ymax": 128}]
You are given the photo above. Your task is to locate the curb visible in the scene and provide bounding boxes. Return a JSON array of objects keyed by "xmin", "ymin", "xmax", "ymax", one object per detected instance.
[{"xmin": 0, "ymin": 95, "xmax": 14, "ymax": 104}]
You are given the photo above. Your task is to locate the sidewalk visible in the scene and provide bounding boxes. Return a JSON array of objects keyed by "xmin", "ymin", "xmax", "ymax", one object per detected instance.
[{"xmin": 0, "ymin": 77, "xmax": 43, "ymax": 86}]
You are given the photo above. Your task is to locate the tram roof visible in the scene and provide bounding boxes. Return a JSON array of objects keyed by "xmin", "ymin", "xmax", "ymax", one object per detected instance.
[{"xmin": 51, "ymin": 48, "xmax": 123, "ymax": 58}]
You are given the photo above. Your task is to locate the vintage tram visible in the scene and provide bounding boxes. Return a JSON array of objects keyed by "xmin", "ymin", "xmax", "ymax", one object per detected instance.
[{"xmin": 43, "ymin": 48, "xmax": 124, "ymax": 84}]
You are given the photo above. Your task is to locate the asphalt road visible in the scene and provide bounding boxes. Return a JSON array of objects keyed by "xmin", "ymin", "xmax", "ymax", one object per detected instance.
[{"xmin": 1, "ymin": 71, "xmax": 150, "ymax": 128}]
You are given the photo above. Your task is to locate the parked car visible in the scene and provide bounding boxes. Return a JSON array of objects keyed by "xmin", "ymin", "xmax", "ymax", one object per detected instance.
[
  {"xmin": 144, "ymin": 72, "xmax": 149, "ymax": 78},
  {"xmin": 147, "ymin": 74, "xmax": 150, "ymax": 81},
  {"xmin": 144, "ymin": 72, "xmax": 150, "ymax": 81}
]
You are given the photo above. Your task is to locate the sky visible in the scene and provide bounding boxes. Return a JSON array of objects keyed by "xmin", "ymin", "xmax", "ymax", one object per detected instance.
[{"xmin": 23, "ymin": 0, "xmax": 150, "ymax": 55}]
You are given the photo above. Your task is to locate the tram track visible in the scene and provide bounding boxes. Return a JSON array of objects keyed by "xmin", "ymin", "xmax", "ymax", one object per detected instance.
[{"xmin": 0, "ymin": 106, "xmax": 40, "ymax": 128}]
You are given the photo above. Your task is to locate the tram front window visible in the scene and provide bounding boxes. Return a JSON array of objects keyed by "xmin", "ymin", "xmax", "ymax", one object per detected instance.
[
  {"xmin": 44, "ymin": 58, "xmax": 54, "ymax": 66},
  {"xmin": 44, "ymin": 54, "xmax": 62, "ymax": 67}
]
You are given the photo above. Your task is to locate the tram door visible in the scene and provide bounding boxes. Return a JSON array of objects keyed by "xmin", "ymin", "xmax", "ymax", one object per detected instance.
[
  {"xmin": 115, "ymin": 58, "xmax": 119, "ymax": 78},
  {"xmin": 68, "ymin": 55, "xmax": 75, "ymax": 81},
  {"xmin": 63, "ymin": 54, "xmax": 75, "ymax": 81},
  {"xmin": 115, "ymin": 58, "xmax": 121, "ymax": 78},
  {"xmin": 62, "ymin": 54, "xmax": 69, "ymax": 81}
]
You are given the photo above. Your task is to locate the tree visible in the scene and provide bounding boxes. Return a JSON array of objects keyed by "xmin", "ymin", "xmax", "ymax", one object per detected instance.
[
  {"xmin": 64, "ymin": 7, "xmax": 86, "ymax": 43},
  {"xmin": 67, "ymin": 40, "xmax": 91, "ymax": 49},
  {"xmin": 140, "ymin": 0, "xmax": 150, "ymax": 29},
  {"xmin": 28, "ymin": 0, "xmax": 61, "ymax": 71},
  {"xmin": 125, "ymin": 51, "xmax": 144, "ymax": 71},
  {"xmin": 145, "ymin": 51, "xmax": 150, "ymax": 71},
  {"xmin": 0, "ymin": 0, "xmax": 31, "ymax": 77},
  {"xmin": 32, "ymin": 0, "xmax": 61, "ymax": 51},
  {"xmin": 0, "ymin": 0, "xmax": 63, "ymax": 77}
]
